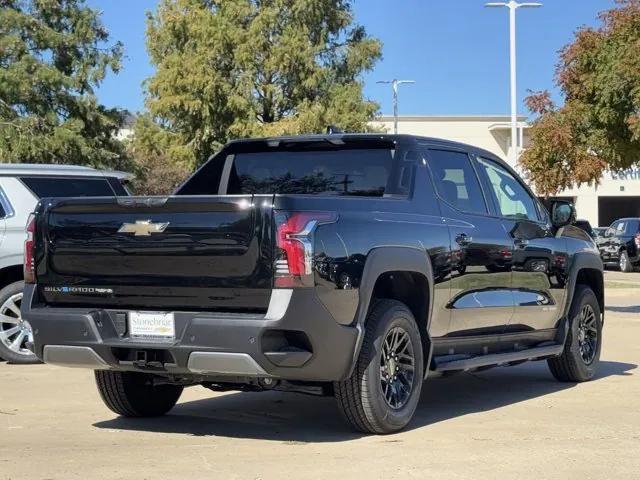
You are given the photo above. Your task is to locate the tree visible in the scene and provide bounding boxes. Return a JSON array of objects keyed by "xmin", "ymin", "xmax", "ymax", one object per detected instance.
[
  {"xmin": 521, "ymin": 0, "xmax": 640, "ymax": 195},
  {"xmin": 137, "ymin": 0, "xmax": 382, "ymax": 169},
  {"xmin": 0, "ymin": 0, "xmax": 129, "ymax": 169},
  {"xmin": 127, "ymin": 115, "xmax": 191, "ymax": 195}
]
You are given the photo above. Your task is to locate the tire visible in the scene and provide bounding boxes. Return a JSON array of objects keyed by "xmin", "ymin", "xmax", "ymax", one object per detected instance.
[
  {"xmin": 548, "ymin": 285, "xmax": 602, "ymax": 382},
  {"xmin": 0, "ymin": 281, "xmax": 40, "ymax": 364},
  {"xmin": 95, "ymin": 370, "xmax": 183, "ymax": 417},
  {"xmin": 334, "ymin": 299, "xmax": 424, "ymax": 434},
  {"xmin": 619, "ymin": 250, "xmax": 633, "ymax": 272}
]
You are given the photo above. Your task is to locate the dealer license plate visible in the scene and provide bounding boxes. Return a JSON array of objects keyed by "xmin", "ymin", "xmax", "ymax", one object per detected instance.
[{"xmin": 128, "ymin": 311, "xmax": 175, "ymax": 341}]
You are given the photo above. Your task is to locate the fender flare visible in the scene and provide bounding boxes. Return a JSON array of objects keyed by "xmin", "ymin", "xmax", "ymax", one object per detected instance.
[
  {"xmin": 347, "ymin": 246, "xmax": 435, "ymax": 380},
  {"xmin": 557, "ymin": 252, "xmax": 604, "ymax": 344}
]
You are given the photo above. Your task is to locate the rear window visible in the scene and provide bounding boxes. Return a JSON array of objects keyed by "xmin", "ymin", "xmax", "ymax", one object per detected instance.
[
  {"xmin": 229, "ymin": 149, "xmax": 394, "ymax": 196},
  {"xmin": 20, "ymin": 176, "xmax": 116, "ymax": 198},
  {"xmin": 178, "ymin": 147, "xmax": 415, "ymax": 197}
]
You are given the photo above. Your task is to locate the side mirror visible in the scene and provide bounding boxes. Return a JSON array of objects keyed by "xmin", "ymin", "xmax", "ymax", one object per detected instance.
[{"xmin": 551, "ymin": 201, "xmax": 576, "ymax": 228}]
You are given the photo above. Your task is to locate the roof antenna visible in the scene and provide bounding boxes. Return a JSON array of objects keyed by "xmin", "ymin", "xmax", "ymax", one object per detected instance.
[{"xmin": 326, "ymin": 125, "xmax": 343, "ymax": 135}]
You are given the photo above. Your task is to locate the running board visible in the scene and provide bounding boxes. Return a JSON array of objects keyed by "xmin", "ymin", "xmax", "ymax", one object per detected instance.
[{"xmin": 434, "ymin": 344, "xmax": 564, "ymax": 373}]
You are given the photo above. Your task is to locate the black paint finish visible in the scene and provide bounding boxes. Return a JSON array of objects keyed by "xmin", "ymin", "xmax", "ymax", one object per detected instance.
[{"xmin": 23, "ymin": 134, "xmax": 603, "ymax": 382}]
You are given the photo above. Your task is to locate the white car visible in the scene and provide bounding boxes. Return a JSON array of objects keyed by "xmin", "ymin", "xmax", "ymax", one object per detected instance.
[{"xmin": 0, "ymin": 164, "xmax": 132, "ymax": 363}]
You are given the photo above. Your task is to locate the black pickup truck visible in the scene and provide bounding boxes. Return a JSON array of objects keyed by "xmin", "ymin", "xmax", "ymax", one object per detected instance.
[
  {"xmin": 597, "ymin": 218, "xmax": 640, "ymax": 272},
  {"xmin": 22, "ymin": 134, "xmax": 604, "ymax": 434}
]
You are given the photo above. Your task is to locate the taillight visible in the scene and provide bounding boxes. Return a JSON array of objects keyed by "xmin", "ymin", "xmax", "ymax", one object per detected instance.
[
  {"xmin": 274, "ymin": 211, "xmax": 336, "ymax": 288},
  {"xmin": 24, "ymin": 214, "xmax": 36, "ymax": 284},
  {"xmin": 635, "ymin": 233, "xmax": 640, "ymax": 249}
]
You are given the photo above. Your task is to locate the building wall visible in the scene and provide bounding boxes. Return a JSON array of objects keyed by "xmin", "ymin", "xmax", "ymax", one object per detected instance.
[{"xmin": 374, "ymin": 116, "xmax": 525, "ymax": 161}]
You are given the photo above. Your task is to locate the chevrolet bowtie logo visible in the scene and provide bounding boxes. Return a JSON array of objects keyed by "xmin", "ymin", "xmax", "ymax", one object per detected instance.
[{"xmin": 117, "ymin": 220, "xmax": 169, "ymax": 236}]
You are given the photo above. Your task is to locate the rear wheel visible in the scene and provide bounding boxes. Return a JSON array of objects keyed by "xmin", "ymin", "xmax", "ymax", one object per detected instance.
[
  {"xmin": 334, "ymin": 299, "xmax": 424, "ymax": 434},
  {"xmin": 548, "ymin": 285, "xmax": 602, "ymax": 382},
  {"xmin": 0, "ymin": 281, "xmax": 39, "ymax": 364},
  {"xmin": 619, "ymin": 250, "xmax": 633, "ymax": 272},
  {"xmin": 95, "ymin": 370, "xmax": 183, "ymax": 417}
]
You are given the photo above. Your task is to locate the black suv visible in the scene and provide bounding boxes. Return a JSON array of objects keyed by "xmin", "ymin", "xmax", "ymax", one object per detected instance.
[
  {"xmin": 22, "ymin": 135, "xmax": 604, "ymax": 434},
  {"xmin": 598, "ymin": 218, "xmax": 640, "ymax": 272}
]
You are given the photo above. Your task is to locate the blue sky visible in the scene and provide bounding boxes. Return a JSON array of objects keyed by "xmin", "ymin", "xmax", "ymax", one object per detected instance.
[{"xmin": 88, "ymin": 0, "xmax": 615, "ymax": 116}]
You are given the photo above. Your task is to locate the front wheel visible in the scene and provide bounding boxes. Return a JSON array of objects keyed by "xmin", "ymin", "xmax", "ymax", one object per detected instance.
[
  {"xmin": 548, "ymin": 285, "xmax": 602, "ymax": 382},
  {"xmin": 95, "ymin": 370, "xmax": 183, "ymax": 417},
  {"xmin": 619, "ymin": 250, "xmax": 633, "ymax": 272},
  {"xmin": 334, "ymin": 299, "xmax": 424, "ymax": 434}
]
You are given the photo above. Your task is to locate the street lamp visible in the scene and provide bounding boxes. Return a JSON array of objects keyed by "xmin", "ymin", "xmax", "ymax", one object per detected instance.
[
  {"xmin": 485, "ymin": 1, "xmax": 542, "ymax": 165},
  {"xmin": 377, "ymin": 79, "xmax": 416, "ymax": 134}
]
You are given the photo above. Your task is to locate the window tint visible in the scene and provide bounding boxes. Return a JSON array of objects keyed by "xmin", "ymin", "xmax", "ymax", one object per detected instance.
[
  {"xmin": 225, "ymin": 149, "xmax": 401, "ymax": 197},
  {"xmin": 620, "ymin": 220, "xmax": 640, "ymax": 234},
  {"xmin": 0, "ymin": 189, "xmax": 6, "ymax": 218},
  {"xmin": 107, "ymin": 178, "xmax": 129, "ymax": 196},
  {"xmin": 427, "ymin": 149, "xmax": 487, "ymax": 215},
  {"xmin": 20, "ymin": 177, "xmax": 115, "ymax": 198},
  {"xmin": 476, "ymin": 157, "xmax": 539, "ymax": 221}
]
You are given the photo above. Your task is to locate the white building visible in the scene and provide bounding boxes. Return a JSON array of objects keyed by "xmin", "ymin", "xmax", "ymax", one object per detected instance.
[{"xmin": 374, "ymin": 115, "xmax": 640, "ymax": 227}]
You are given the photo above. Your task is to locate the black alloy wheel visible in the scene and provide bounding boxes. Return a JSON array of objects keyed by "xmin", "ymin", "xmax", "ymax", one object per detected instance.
[{"xmin": 380, "ymin": 326, "xmax": 416, "ymax": 409}]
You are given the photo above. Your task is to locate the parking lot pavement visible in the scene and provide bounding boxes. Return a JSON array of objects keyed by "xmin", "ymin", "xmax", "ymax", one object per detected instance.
[
  {"xmin": 1, "ymin": 291, "xmax": 639, "ymax": 480},
  {"xmin": 604, "ymin": 269, "xmax": 640, "ymax": 285}
]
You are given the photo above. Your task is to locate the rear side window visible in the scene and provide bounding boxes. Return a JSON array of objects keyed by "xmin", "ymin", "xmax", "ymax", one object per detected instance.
[
  {"xmin": 626, "ymin": 220, "xmax": 640, "ymax": 234},
  {"xmin": 427, "ymin": 149, "xmax": 487, "ymax": 215},
  {"xmin": 107, "ymin": 178, "xmax": 129, "ymax": 196},
  {"xmin": 20, "ymin": 176, "xmax": 116, "ymax": 198}
]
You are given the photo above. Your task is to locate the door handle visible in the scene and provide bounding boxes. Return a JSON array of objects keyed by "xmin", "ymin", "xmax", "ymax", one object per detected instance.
[
  {"xmin": 514, "ymin": 238, "xmax": 529, "ymax": 248},
  {"xmin": 455, "ymin": 233, "xmax": 472, "ymax": 246}
]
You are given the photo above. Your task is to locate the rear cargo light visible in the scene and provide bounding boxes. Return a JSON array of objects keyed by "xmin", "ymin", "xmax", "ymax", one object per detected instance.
[
  {"xmin": 274, "ymin": 211, "xmax": 337, "ymax": 288},
  {"xmin": 24, "ymin": 214, "xmax": 36, "ymax": 284}
]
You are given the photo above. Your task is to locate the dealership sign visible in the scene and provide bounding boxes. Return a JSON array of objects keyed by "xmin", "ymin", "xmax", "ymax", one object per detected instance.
[{"xmin": 609, "ymin": 168, "xmax": 640, "ymax": 180}]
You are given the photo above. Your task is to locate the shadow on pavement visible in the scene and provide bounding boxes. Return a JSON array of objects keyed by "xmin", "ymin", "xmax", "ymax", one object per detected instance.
[
  {"xmin": 606, "ymin": 305, "xmax": 640, "ymax": 314},
  {"xmin": 93, "ymin": 360, "xmax": 636, "ymax": 442}
]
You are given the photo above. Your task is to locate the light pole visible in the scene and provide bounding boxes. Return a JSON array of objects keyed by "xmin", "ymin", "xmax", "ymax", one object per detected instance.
[
  {"xmin": 377, "ymin": 79, "xmax": 415, "ymax": 134},
  {"xmin": 485, "ymin": 1, "xmax": 542, "ymax": 165}
]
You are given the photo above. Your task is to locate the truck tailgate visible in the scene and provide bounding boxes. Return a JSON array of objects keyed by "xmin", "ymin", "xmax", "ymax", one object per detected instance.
[{"xmin": 36, "ymin": 195, "xmax": 274, "ymax": 312}]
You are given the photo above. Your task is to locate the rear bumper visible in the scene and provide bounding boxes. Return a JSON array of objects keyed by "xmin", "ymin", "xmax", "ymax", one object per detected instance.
[{"xmin": 22, "ymin": 285, "xmax": 359, "ymax": 382}]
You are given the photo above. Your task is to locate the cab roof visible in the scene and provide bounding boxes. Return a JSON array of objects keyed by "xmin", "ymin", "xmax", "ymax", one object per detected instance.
[
  {"xmin": 0, "ymin": 163, "xmax": 133, "ymax": 181},
  {"xmin": 225, "ymin": 133, "xmax": 506, "ymax": 166}
]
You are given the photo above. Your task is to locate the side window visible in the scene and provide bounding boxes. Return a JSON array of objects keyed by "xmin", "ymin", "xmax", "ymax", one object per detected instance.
[
  {"xmin": 393, "ymin": 149, "xmax": 418, "ymax": 196},
  {"xmin": 19, "ymin": 176, "xmax": 116, "ymax": 198},
  {"xmin": 107, "ymin": 178, "xmax": 129, "ymax": 196},
  {"xmin": 617, "ymin": 221, "xmax": 627, "ymax": 234},
  {"xmin": 427, "ymin": 149, "xmax": 487, "ymax": 215},
  {"xmin": 475, "ymin": 157, "xmax": 539, "ymax": 221},
  {"xmin": 0, "ymin": 184, "xmax": 12, "ymax": 219}
]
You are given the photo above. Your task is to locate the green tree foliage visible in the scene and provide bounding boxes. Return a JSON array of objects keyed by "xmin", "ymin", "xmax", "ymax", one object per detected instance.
[
  {"xmin": 0, "ymin": 0, "xmax": 129, "ymax": 168},
  {"xmin": 521, "ymin": 0, "xmax": 640, "ymax": 195},
  {"xmin": 137, "ymin": 0, "xmax": 382, "ymax": 169},
  {"xmin": 127, "ymin": 115, "xmax": 191, "ymax": 195}
]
